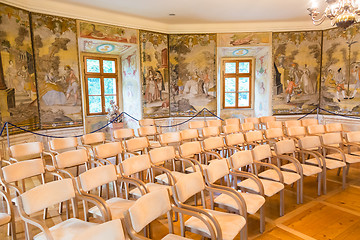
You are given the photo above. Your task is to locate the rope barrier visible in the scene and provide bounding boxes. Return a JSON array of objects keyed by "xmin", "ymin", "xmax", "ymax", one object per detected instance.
[
  {"xmin": 154, "ymin": 109, "xmax": 205, "ymax": 128},
  {"xmin": 203, "ymin": 108, "xmax": 224, "ymax": 121},
  {"xmin": 0, "ymin": 122, "xmax": 7, "ymax": 136},
  {"xmin": 319, "ymin": 108, "xmax": 360, "ymax": 120},
  {"xmin": 297, "ymin": 106, "xmax": 319, "ymax": 120}
]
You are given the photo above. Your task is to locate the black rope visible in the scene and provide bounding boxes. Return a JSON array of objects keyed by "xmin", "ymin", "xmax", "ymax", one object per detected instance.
[{"xmin": 297, "ymin": 107, "xmax": 319, "ymax": 120}]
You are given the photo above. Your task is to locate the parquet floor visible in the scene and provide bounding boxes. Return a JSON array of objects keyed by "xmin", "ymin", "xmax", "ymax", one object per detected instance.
[{"xmin": 1, "ymin": 161, "xmax": 359, "ymax": 240}]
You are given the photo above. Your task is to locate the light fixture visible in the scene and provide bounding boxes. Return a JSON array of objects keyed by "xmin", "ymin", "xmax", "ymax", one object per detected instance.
[{"xmin": 308, "ymin": 0, "xmax": 360, "ymax": 29}]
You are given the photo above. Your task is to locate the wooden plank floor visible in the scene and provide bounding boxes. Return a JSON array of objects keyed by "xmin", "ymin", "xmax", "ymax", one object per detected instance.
[{"xmin": 1, "ymin": 162, "xmax": 359, "ymax": 239}]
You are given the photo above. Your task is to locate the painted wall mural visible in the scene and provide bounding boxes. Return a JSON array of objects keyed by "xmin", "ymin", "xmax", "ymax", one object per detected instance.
[
  {"xmin": 272, "ymin": 31, "xmax": 322, "ymax": 115},
  {"xmin": 0, "ymin": 4, "xmax": 39, "ymax": 134},
  {"xmin": 79, "ymin": 21, "xmax": 137, "ymax": 44},
  {"xmin": 254, "ymin": 47, "xmax": 271, "ymax": 117},
  {"xmin": 140, "ymin": 31, "xmax": 169, "ymax": 118},
  {"xmin": 218, "ymin": 32, "xmax": 271, "ymax": 47},
  {"xmin": 78, "ymin": 38, "xmax": 132, "ymax": 55},
  {"xmin": 169, "ymin": 34, "xmax": 217, "ymax": 116},
  {"xmin": 321, "ymin": 24, "xmax": 360, "ymax": 115},
  {"xmin": 31, "ymin": 13, "xmax": 83, "ymax": 129},
  {"xmin": 122, "ymin": 50, "xmax": 141, "ymax": 129}
]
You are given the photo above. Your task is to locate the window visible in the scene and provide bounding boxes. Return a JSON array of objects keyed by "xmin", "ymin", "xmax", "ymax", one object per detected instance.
[
  {"xmin": 222, "ymin": 59, "xmax": 253, "ymax": 109},
  {"xmin": 84, "ymin": 56, "xmax": 118, "ymax": 115}
]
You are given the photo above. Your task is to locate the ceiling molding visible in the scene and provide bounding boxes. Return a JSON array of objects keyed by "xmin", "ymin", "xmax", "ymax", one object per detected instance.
[{"xmin": 3, "ymin": 0, "xmax": 332, "ymax": 33}]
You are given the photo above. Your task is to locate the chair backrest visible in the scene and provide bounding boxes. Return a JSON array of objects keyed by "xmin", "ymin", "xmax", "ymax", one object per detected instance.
[
  {"xmin": 223, "ymin": 124, "xmax": 240, "ymax": 134},
  {"xmin": 245, "ymin": 130, "xmax": 263, "ymax": 143},
  {"xmin": 284, "ymin": 120, "xmax": 302, "ymax": 128},
  {"xmin": 301, "ymin": 118, "xmax": 318, "ymax": 127},
  {"xmin": 252, "ymin": 144, "xmax": 272, "ymax": 161},
  {"xmin": 138, "ymin": 126, "xmax": 157, "ymax": 137},
  {"xmin": 229, "ymin": 150, "xmax": 254, "ymax": 169},
  {"xmin": 260, "ymin": 116, "xmax": 276, "ymax": 124},
  {"xmin": 321, "ymin": 132, "xmax": 343, "ymax": 146},
  {"xmin": 9, "ymin": 142, "xmax": 43, "ymax": 161},
  {"xmin": 149, "ymin": 146, "xmax": 176, "ymax": 165},
  {"xmin": 266, "ymin": 121, "xmax": 283, "ymax": 129},
  {"xmin": 49, "ymin": 137, "xmax": 78, "ymax": 152},
  {"xmin": 159, "ymin": 132, "xmax": 181, "ymax": 146},
  {"xmin": 202, "ymin": 126, "xmax": 220, "ymax": 138},
  {"xmin": 265, "ymin": 128, "xmax": 284, "ymax": 140},
  {"xmin": 205, "ymin": 159, "xmax": 230, "ymax": 184},
  {"xmin": 1, "ymin": 159, "xmax": 45, "ymax": 184},
  {"xmin": 81, "ymin": 132, "xmax": 106, "ymax": 146},
  {"xmin": 139, "ymin": 119, "xmax": 156, "ymax": 127},
  {"xmin": 188, "ymin": 120, "xmax": 206, "ymax": 129},
  {"xmin": 275, "ymin": 139, "xmax": 296, "ymax": 155},
  {"xmin": 180, "ymin": 129, "xmax": 199, "ymax": 142},
  {"xmin": 173, "ymin": 172, "xmax": 205, "ymax": 203},
  {"xmin": 120, "ymin": 154, "xmax": 151, "ymax": 176},
  {"xmin": 94, "ymin": 142, "xmax": 123, "ymax": 159},
  {"xmin": 286, "ymin": 126, "xmax": 306, "ymax": 137},
  {"xmin": 325, "ymin": 123, "xmax": 343, "ymax": 133},
  {"xmin": 125, "ymin": 137, "xmax": 149, "ymax": 152},
  {"xmin": 225, "ymin": 133, "xmax": 245, "ymax": 146},
  {"xmin": 244, "ymin": 117, "xmax": 260, "ymax": 125},
  {"xmin": 240, "ymin": 122, "xmax": 255, "ymax": 132},
  {"xmin": 206, "ymin": 119, "xmax": 222, "ymax": 127},
  {"xmin": 307, "ymin": 125, "xmax": 325, "ymax": 135},
  {"xmin": 346, "ymin": 131, "xmax": 360, "ymax": 143},
  {"xmin": 113, "ymin": 128, "xmax": 135, "ymax": 141},
  {"xmin": 203, "ymin": 137, "xmax": 225, "ymax": 151},
  {"xmin": 298, "ymin": 136, "xmax": 322, "ymax": 150},
  {"xmin": 179, "ymin": 141, "xmax": 202, "ymax": 158},
  {"xmin": 55, "ymin": 148, "xmax": 89, "ymax": 169},
  {"xmin": 224, "ymin": 118, "xmax": 240, "ymax": 126},
  {"xmin": 127, "ymin": 188, "xmax": 171, "ymax": 233},
  {"xmin": 78, "ymin": 165, "xmax": 117, "ymax": 192},
  {"xmin": 19, "ymin": 179, "xmax": 75, "ymax": 215}
]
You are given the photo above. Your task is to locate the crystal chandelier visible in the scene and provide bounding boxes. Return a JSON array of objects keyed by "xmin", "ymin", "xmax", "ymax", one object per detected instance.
[{"xmin": 308, "ymin": 0, "xmax": 360, "ymax": 29}]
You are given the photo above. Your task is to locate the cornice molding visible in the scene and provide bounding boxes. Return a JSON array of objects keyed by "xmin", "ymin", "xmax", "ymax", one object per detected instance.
[{"xmin": 3, "ymin": 0, "xmax": 332, "ymax": 33}]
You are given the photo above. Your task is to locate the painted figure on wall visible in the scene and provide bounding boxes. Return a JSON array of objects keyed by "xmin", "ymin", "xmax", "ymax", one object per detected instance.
[
  {"xmin": 169, "ymin": 34, "xmax": 217, "ymax": 116},
  {"xmin": 272, "ymin": 31, "xmax": 321, "ymax": 114},
  {"xmin": 0, "ymin": 4, "xmax": 39, "ymax": 133},
  {"xmin": 140, "ymin": 31, "xmax": 169, "ymax": 118},
  {"xmin": 31, "ymin": 13, "xmax": 82, "ymax": 128}
]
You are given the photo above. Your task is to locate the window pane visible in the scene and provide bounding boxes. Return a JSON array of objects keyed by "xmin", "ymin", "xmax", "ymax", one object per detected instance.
[
  {"xmin": 105, "ymin": 96, "xmax": 116, "ymax": 112},
  {"xmin": 238, "ymin": 77, "xmax": 250, "ymax": 91},
  {"xmin": 104, "ymin": 78, "xmax": 116, "ymax": 95},
  {"xmin": 225, "ymin": 78, "xmax": 236, "ymax": 92},
  {"xmin": 225, "ymin": 62, "xmax": 236, "ymax": 74},
  {"xmin": 89, "ymin": 96, "xmax": 102, "ymax": 113},
  {"xmin": 103, "ymin": 60, "xmax": 116, "ymax": 73},
  {"xmin": 238, "ymin": 92, "xmax": 250, "ymax": 107},
  {"xmin": 239, "ymin": 62, "xmax": 250, "ymax": 73},
  {"xmin": 86, "ymin": 59, "xmax": 100, "ymax": 73},
  {"xmin": 225, "ymin": 93, "xmax": 236, "ymax": 107},
  {"xmin": 88, "ymin": 78, "xmax": 101, "ymax": 95}
]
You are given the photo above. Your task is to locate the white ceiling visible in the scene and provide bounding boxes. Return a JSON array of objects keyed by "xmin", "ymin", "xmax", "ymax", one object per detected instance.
[{"xmin": 51, "ymin": 0, "xmax": 326, "ymax": 25}]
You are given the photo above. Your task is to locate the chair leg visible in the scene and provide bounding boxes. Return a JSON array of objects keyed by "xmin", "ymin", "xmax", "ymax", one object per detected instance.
[
  {"xmin": 241, "ymin": 222, "xmax": 248, "ymax": 240},
  {"xmin": 342, "ymin": 166, "xmax": 347, "ymax": 189},
  {"xmin": 323, "ymin": 169, "xmax": 327, "ymax": 195},
  {"xmin": 300, "ymin": 178, "xmax": 304, "ymax": 204},
  {"xmin": 280, "ymin": 190, "xmax": 284, "ymax": 216},
  {"xmin": 317, "ymin": 173, "xmax": 321, "ymax": 196},
  {"xmin": 179, "ymin": 213, "xmax": 185, "ymax": 237},
  {"xmin": 259, "ymin": 205, "xmax": 265, "ymax": 233},
  {"xmin": 296, "ymin": 180, "xmax": 300, "ymax": 204},
  {"xmin": 337, "ymin": 168, "xmax": 341, "ymax": 176}
]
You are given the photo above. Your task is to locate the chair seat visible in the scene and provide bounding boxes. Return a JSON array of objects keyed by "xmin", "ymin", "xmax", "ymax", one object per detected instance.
[
  {"xmin": 75, "ymin": 219, "xmax": 125, "ymax": 240},
  {"xmin": 185, "ymin": 209, "xmax": 246, "ymax": 240},
  {"xmin": 185, "ymin": 164, "xmax": 208, "ymax": 173},
  {"xmin": 149, "ymin": 141, "xmax": 162, "ymax": 148},
  {"xmin": 162, "ymin": 234, "xmax": 192, "ymax": 240},
  {"xmin": 155, "ymin": 171, "xmax": 186, "ymax": 184},
  {"xmin": 214, "ymin": 192, "xmax": 265, "ymax": 215},
  {"xmin": 34, "ymin": 218, "xmax": 97, "ymax": 240},
  {"xmin": 306, "ymin": 158, "xmax": 346, "ymax": 170},
  {"xmin": 88, "ymin": 197, "xmax": 134, "ymax": 219},
  {"xmin": 129, "ymin": 183, "xmax": 171, "ymax": 198},
  {"xmin": 281, "ymin": 163, "xmax": 322, "ymax": 176},
  {"xmin": 326, "ymin": 153, "xmax": 360, "ymax": 164},
  {"xmin": 259, "ymin": 169, "xmax": 301, "ymax": 185},
  {"xmin": 237, "ymin": 178, "xmax": 284, "ymax": 197},
  {"xmin": 0, "ymin": 213, "xmax": 11, "ymax": 226}
]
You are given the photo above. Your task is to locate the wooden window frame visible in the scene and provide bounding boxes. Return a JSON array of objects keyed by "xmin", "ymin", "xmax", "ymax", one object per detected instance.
[
  {"xmin": 84, "ymin": 56, "xmax": 119, "ymax": 116},
  {"xmin": 222, "ymin": 59, "xmax": 253, "ymax": 109}
]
